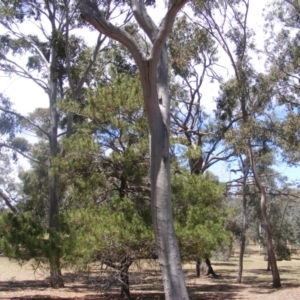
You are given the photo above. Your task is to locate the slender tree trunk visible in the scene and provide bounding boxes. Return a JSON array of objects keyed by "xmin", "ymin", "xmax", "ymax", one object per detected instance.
[
  {"xmin": 237, "ymin": 167, "xmax": 248, "ymax": 283},
  {"xmin": 191, "ymin": 150, "xmax": 218, "ymax": 280},
  {"xmin": 247, "ymin": 141, "xmax": 281, "ymax": 288},
  {"xmin": 237, "ymin": 225, "xmax": 246, "ymax": 283},
  {"xmin": 267, "ymin": 255, "xmax": 271, "ymax": 271},
  {"xmin": 196, "ymin": 259, "xmax": 201, "ymax": 278},
  {"xmin": 48, "ymin": 46, "xmax": 64, "ymax": 288},
  {"xmin": 48, "ymin": 171, "xmax": 63, "ymax": 288}
]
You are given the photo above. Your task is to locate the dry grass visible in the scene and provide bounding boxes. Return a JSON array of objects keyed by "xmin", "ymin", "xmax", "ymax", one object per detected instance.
[{"xmin": 0, "ymin": 245, "xmax": 300, "ymax": 299}]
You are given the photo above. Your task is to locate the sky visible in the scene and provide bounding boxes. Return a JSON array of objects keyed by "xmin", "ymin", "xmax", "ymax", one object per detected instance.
[
  {"xmin": 1, "ymin": 1, "xmax": 266, "ymax": 114},
  {"xmin": 0, "ymin": 1, "xmax": 299, "ymax": 183}
]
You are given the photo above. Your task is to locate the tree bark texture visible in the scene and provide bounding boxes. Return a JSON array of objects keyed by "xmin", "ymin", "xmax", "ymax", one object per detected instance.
[
  {"xmin": 236, "ymin": 212, "xmax": 246, "ymax": 283},
  {"xmin": 79, "ymin": 1, "xmax": 189, "ymax": 299}
]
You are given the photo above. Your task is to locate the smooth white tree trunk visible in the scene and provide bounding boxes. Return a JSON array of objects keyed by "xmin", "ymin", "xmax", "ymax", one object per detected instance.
[{"xmin": 145, "ymin": 49, "xmax": 188, "ymax": 299}]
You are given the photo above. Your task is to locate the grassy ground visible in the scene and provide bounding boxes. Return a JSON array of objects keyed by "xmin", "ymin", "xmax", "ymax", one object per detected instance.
[{"xmin": 0, "ymin": 245, "xmax": 299, "ymax": 299}]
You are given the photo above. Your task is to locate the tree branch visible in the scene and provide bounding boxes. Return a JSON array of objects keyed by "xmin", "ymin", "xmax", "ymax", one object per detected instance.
[
  {"xmin": 0, "ymin": 188, "xmax": 18, "ymax": 214},
  {"xmin": 79, "ymin": 0, "xmax": 144, "ymax": 70},
  {"xmin": 0, "ymin": 57, "xmax": 48, "ymax": 91},
  {"xmin": 0, "ymin": 143, "xmax": 46, "ymax": 166},
  {"xmin": 150, "ymin": 0, "xmax": 188, "ymax": 64},
  {"xmin": 130, "ymin": 0, "xmax": 158, "ymax": 42},
  {"xmin": 0, "ymin": 106, "xmax": 50, "ymax": 139},
  {"xmin": 9, "ymin": 30, "xmax": 50, "ymax": 71}
]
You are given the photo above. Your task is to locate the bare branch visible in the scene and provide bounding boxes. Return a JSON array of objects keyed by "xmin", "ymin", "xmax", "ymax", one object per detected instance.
[
  {"xmin": 9, "ymin": 29, "xmax": 50, "ymax": 71},
  {"xmin": 0, "ymin": 57, "xmax": 48, "ymax": 92},
  {"xmin": 0, "ymin": 188, "xmax": 18, "ymax": 214},
  {"xmin": 0, "ymin": 143, "xmax": 46, "ymax": 166},
  {"xmin": 0, "ymin": 106, "xmax": 50, "ymax": 139}
]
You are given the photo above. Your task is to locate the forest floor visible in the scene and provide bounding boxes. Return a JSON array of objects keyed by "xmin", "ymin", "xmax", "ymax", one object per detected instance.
[{"xmin": 0, "ymin": 246, "xmax": 299, "ymax": 299}]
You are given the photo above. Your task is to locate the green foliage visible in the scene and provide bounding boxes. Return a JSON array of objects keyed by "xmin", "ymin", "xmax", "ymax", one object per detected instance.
[
  {"xmin": 54, "ymin": 173, "xmax": 230, "ymax": 268},
  {"xmin": 60, "ymin": 198, "xmax": 154, "ymax": 268},
  {"xmin": 172, "ymin": 172, "xmax": 231, "ymax": 260},
  {"xmin": 58, "ymin": 72, "xmax": 149, "ymax": 205},
  {"xmin": 10, "ymin": 137, "xmax": 30, "ymax": 152},
  {"xmin": 169, "ymin": 15, "xmax": 216, "ymax": 78},
  {"xmin": 0, "ymin": 212, "xmax": 46, "ymax": 260},
  {"xmin": 0, "ymin": 93, "xmax": 18, "ymax": 139},
  {"xmin": 17, "ymin": 141, "xmax": 50, "ymax": 223},
  {"xmin": 276, "ymin": 110, "xmax": 300, "ymax": 165}
]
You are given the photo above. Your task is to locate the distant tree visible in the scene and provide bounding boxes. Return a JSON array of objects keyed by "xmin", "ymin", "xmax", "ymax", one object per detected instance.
[
  {"xmin": 265, "ymin": 0, "xmax": 300, "ymax": 167},
  {"xmin": 169, "ymin": 15, "xmax": 234, "ymax": 176},
  {"xmin": 192, "ymin": 0, "xmax": 281, "ymax": 287},
  {"xmin": 168, "ymin": 14, "xmax": 235, "ymax": 278}
]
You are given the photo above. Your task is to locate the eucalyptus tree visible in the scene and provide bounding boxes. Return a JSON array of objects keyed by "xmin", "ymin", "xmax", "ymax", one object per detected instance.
[
  {"xmin": 168, "ymin": 13, "xmax": 237, "ymax": 277},
  {"xmin": 169, "ymin": 16, "xmax": 235, "ymax": 177},
  {"xmin": 79, "ymin": 1, "xmax": 190, "ymax": 298},
  {"xmin": 0, "ymin": 0, "xmax": 112, "ymax": 287},
  {"xmin": 191, "ymin": 0, "xmax": 281, "ymax": 287},
  {"xmin": 265, "ymin": 0, "xmax": 300, "ymax": 167},
  {"xmin": 264, "ymin": 1, "xmax": 300, "ymax": 260}
]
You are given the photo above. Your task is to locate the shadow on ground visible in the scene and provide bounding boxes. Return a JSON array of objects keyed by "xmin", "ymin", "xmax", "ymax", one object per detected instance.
[{"xmin": 1, "ymin": 265, "xmax": 300, "ymax": 300}]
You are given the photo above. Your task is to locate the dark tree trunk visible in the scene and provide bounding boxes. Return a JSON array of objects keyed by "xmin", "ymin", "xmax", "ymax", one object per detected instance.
[
  {"xmin": 120, "ymin": 265, "xmax": 131, "ymax": 299},
  {"xmin": 237, "ymin": 234, "xmax": 246, "ymax": 283},
  {"xmin": 205, "ymin": 258, "xmax": 218, "ymax": 278},
  {"xmin": 49, "ymin": 256, "xmax": 64, "ymax": 288},
  {"xmin": 199, "ymin": 259, "xmax": 218, "ymax": 278},
  {"xmin": 48, "ymin": 43, "xmax": 63, "ymax": 288},
  {"xmin": 118, "ymin": 257, "xmax": 132, "ymax": 299},
  {"xmin": 196, "ymin": 259, "xmax": 201, "ymax": 278}
]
